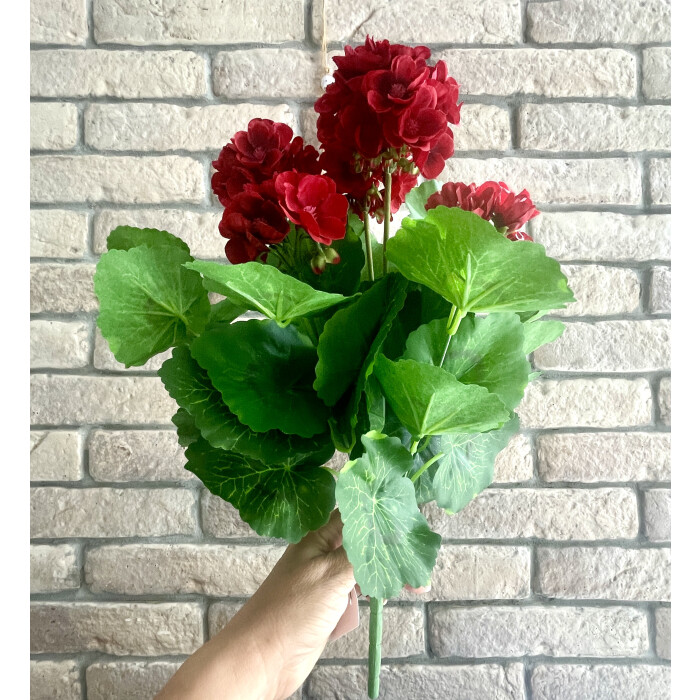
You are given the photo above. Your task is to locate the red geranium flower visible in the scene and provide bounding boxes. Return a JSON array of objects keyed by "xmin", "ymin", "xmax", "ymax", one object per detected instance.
[{"xmin": 275, "ymin": 171, "xmax": 349, "ymax": 245}]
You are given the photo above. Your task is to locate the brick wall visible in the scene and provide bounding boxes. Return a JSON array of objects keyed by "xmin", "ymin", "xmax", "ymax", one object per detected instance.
[{"xmin": 30, "ymin": 1, "xmax": 671, "ymax": 698}]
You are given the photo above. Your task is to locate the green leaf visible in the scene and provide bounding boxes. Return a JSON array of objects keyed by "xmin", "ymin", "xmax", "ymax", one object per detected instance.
[
  {"xmin": 386, "ymin": 207, "xmax": 574, "ymax": 314},
  {"xmin": 94, "ymin": 245, "xmax": 210, "ymax": 367},
  {"xmin": 159, "ymin": 346, "xmax": 334, "ymax": 465},
  {"xmin": 172, "ymin": 407, "xmax": 200, "ymax": 448},
  {"xmin": 522, "ymin": 319, "xmax": 566, "ymax": 355},
  {"xmin": 184, "ymin": 260, "xmax": 352, "ymax": 327},
  {"xmin": 106, "ymin": 225, "xmax": 192, "ymax": 255},
  {"xmin": 190, "ymin": 320, "xmax": 329, "ymax": 438},
  {"xmin": 431, "ymin": 416, "xmax": 519, "ymax": 514},
  {"xmin": 185, "ymin": 438, "xmax": 336, "ymax": 543},
  {"xmin": 365, "ymin": 374, "xmax": 385, "ymax": 432},
  {"xmin": 336, "ymin": 432, "xmax": 441, "ymax": 598},
  {"xmin": 403, "ymin": 313, "xmax": 531, "ymax": 410},
  {"xmin": 404, "ymin": 179, "xmax": 439, "ymax": 219},
  {"xmin": 207, "ymin": 299, "xmax": 248, "ymax": 328},
  {"xmin": 373, "ymin": 356, "xmax": 509, "ymax": 439}
]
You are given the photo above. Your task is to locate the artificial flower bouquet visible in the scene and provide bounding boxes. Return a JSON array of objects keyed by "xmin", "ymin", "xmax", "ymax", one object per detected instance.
[{"xmin": 94, "ymin": 37, "xmax": 573, "ymax": 698}]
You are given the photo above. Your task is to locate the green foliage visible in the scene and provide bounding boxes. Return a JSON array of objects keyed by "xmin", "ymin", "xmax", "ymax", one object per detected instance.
[
  {"xmin": 207, "ymin": 299, "xmax": 248, "ymax": 328},
  {"xmin": 94, "ymin": 243, "xmax": 210, "ymax": 367},
  {"xmin": 387, "ymin": 207, "xmax": 574, "ymax": 315},
  {"xmin": 404, "ymin": 179, "xmax": 439, "ymax": 219},
  {"xmin": 522, "ymin": 319, "xmax": 566, "ymax": 355},
  {"xmin": 106, "ymin": 225, "xmax": 191, "ymax": 255},
  {"xmin": 336, "ymin": 432, "xmax": 441, "ymax": 598}
]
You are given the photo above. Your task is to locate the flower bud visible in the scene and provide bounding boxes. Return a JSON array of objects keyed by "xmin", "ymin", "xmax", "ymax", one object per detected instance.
[
  {"xmin": 310, "ymin": 253, "xmax": 326, "ymax": 275},
  {"xmin": 324, "ymin": 247, "xmax": 341, "ymax": 265}
]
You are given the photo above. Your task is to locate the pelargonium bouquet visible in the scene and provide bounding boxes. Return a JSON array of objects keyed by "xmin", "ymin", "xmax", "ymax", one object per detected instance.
[{"xmin": 94, "ymin": 37, "xmax": 573, "ymax": 698}]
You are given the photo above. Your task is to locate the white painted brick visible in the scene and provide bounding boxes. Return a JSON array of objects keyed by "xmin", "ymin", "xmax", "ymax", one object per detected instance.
[
  {"xmin": 643, "ymin": 48, "xmax": 671, "ymax": 100},
  {"xmin": 30, "ymin": 262, "xmax": 96, "ymax": 312},
  {"xmin": 31, "ymin": 375, "xmax": 176, "ymax": 425},
  {"xmin": 520, "ymin": 105, "xmax": 670, "ymax": 152},
  {"xmin": 645, "ymin": 490, "xmax": 671, "ymax": 542},
  {"xmin": 518, "ymin": 379, "xmax": 652, "ymax": 429},
  {"xmin": 30, "ymin": 544, "xmax": 80, "ymax": 593},
  {"xmin": 93, "ymin": 329, "xmax": 172, "ymax": 372},
  {"xmin": 301, "ymin": 107, "xmax": 321, "ymax": 149},
  {"xmin": 438, "ymin": 49, "xmax": 636, "ymax": 98},
  {"xmin": 428, "ymin": 545, "xmax": 530, "ymax": 600},
  {"xmin": 531, "ymin": 664, "xmax": 670, "ymax": 700},
  {"xmin": 424, "ymin": 488, "xmax": 638, "ymax": 540},
  {"xmin": 453, "ymin": 104, "xmax": 511, "ymax": 151},
  {"xmin": 30, "ymin": 209, "xmax": 88, "ymax": 258},
  {"xmin": 86, "ymin": 661, "xmax": 181, "ymax": 700},
  {"xmin": 30, "ymin": 602, "xmax": 203, "ymax": 655},
  {"xmin": 93, "ymin": 0, "xmax": 304, "ymax": 44},
  {"xmin": 31, "ymin": 50, "xmax": 207, "ymax": 98},
  {"xmin": 88, "ymin": 429, "xmax": 192, "ymax": 482},
  {"xmin": 655, "ymin": 608, "xmax": 671, "ymax": 659},
  {"xmin": 650, "ymin": 267, "xmax": 671, "ymax": 314},
  {"xmin": 530, "ymin": 212, "xmax": 670, "ymax": 262},
  {"xmin": 30, "ymin": 0, "xmax": 88, "ymax": 45},
  {"xmin": 442, "ymin": 158, "xmax": 642, "ymax": 206},
  {"xmin": 201, "ymin": 490, "xmax": 258, "ymax": 538},
  {"xmin": 30, "ymin": 660, "xmax": 81, "ymax": 700},
  {"xmin": 30, "ymin": 319, "xmax": 90, "ymax": 369},
  {"xmin": 658, "ymin": 377, "xmax": 670, "ymax": 425},
  {"xmin": 430, "ymin": 606, "xmax": 648, "ymax": 658},
  {"xmin": 93, "ymin": 209, "xmax": 224, "ymax": 259},
  {"xmin": 30, "ymin": 487, "xmax": 196, "ymax": 538},
  {"xmin": 85, "ymin": 103, "xmax": 296, "ymax": 152},
  {"xmin": 537, "ymin": 433, "xmax": 671, "ymax": 483},
  {"xmin": 30, "ymin": 103, "xmax": 78, "ymax": 150},
  {"xmin": 316, "ymin": 0, "xmax": 520, "ymax": 44},
  {"xmin": 494, "ymin": 434, "xmax": 533, "ymax": 483},
  {"xmin": 554, "ymin": 265, "xmax": 640, "ymax": 317},
  {"xmin": 308, "ymin": 664, "xmax": 526, "ymax": 700},
  {"xmin": 85, "ymin": 544, "xmax": 284, "ymax": 595},
  {"xmin": 30, "ymin": 431, "xmax": 82, "ymax": 481},
  {"xmin": 214, "ymin": 50, "xmax": 321, "ymax": 99},
  {"xmin": 31, "ymin": 155, "xmax": 204, "ymax": 204},
  {"xmin": 537, "ymin": 547, "xmax": 670, "ymax": 601},
  {"xmin": 649, "ymin": 158, "xmax": 670, "ymax": 205},
  {"xmin": 528, "ymin": 0, "xmax": 670, "ymax": 43},
  {"xmin": 534, "ymin": 321, "xmax": 670, "ymax": 372}
]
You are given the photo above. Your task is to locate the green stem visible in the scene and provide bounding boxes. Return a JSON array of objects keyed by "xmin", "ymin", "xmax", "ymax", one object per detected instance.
[
  {"xmin": 409, "ymin": 439, "xmax": 420, "ymax": 455},
  {"xmin": 382, "ymin": 168, "xmax": 392, "ymax": 276},
  {"xmin": 363, "ymin": 209, "xmax": 375, "ymax": 282},
  {"xmin": 446, "ymin": 307, "xmax": 464, "ymax": 336},
  {"xmin": 411, "ymin": 452, "xmax": 445, "ymax": 483},
  {"xmin": 368, "ymin": 597, "xmax": 383, "ymax": 699}
]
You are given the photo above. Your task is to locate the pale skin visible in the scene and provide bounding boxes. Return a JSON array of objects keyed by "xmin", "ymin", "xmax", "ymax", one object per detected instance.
[{"xmin": 155, "ymin": 511, "xmax": 429, "ymax": 700}]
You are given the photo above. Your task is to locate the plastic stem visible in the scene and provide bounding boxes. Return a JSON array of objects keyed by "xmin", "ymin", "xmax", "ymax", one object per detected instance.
[
  {"xmin": 368, "ymin": 597, "xmax": 383, "ymax": 698},
  {"xmin": 363, "ymin": 209, "xmax": 375, "ymax": 282},
  {"xmin": 382, "ymin": 169, "xmax": 392, "ymax": 275}
]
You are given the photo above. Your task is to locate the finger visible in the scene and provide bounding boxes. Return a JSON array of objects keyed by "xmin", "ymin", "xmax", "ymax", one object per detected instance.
[
  {"xmin": 299, "ymin": 509, "xmax": 344, "ymax": 558},
  {"xmin": 404, "ymin": 584, "xmax": 432, "ymax": 595}
]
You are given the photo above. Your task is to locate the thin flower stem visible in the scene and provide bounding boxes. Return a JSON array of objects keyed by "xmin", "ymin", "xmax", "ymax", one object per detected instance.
[
  {"xmin": 410, "ymin": 452, "xmax": 445, "ymax": 483},
  {"xmin": 382, "ymin": 168, "xmax": 392, "ymax": 275},
  {"xmin": 363, "ymin": 209, "xmax": 375, "ymax": 282}
]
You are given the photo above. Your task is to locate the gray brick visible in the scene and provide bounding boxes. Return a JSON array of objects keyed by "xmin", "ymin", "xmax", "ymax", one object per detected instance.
[
  {"xmin": 30, "ymin": 103, "xmax": 79, "ymax": 150},
  {"xmin": 30, "ymin": 431, "xmax": 82, "ymax": 481},
  {"xmin": 649, "ymin": 158, "xmax": 670, "ymax": 205},
  {"xmin": 31, "ymin": 155, "xmax": 204, "ymax": 204},
  {"xmin": 424, "ymin": 488, "xmax": 638, "ymax": 540},
  {"xmin": 494, "ymin": 434, "xmax": 533, "ymax": 483},
  {"xmin": 93, "ymin": 330, "xmax": 172, "ymax": 372},
  {"xmin": 88, "ymin": 429, "xmax": 191, "ymax": 482},
  {"xmin": 93, "ymin": 0, "xmax": 304, "ymax": 44},
  {"xmin": 30, "ymin": 209, "xmax": 88, "ymax": 258},
  {"xmin": 530, "ymin": 212, "xmax": 670, "ymax": 262},
  {"xmin": 201, "ymin": 490, "xmax": 258, "ymax": 538},
  {"xmin": 438, "ymin": 49, "xmax": 636, "ymax": 98},
  {"xmin": 531, "ymin": 664, "xmax": 670, "ymax": 700},
  {"xmin": 644, "ymin": 490, "xmax": 671, "ymax": 542},
  {"xmin": 30, "ymin": 0, "xmax": 88, "ymax": 45},
  {"xmin": 554, "ymin": 265, "xmax": 640, "ymax": 317},
  {"xmin": 430, "ymin": 606, "xmax": 648, "ymax": 658},
  {"xmin": 30, "ymin": 544, "xmax": 80, "ymax": 593},
  {"xmin": 30, "ymin": 660, "xmax": 81, "ymax": 700},
  {"xmin": 655, "ymin": 608, "xmax": 671, "ymax": 659},
  {"xmin": 30, "ymin": 263, "xmax": 96, "ymax": 312},
  {"xmin": 31, "ymin": 319, "xmax": 90, "ymax": 369},
  {"xmin": 30, "ymin": 375, "xmax": 177, "ymax": 425},
  {"xmin": 658, "ymin": 377, "xmax": 671, "ymax": 425},
  {"xmin": 643, "ymin": 48, "xmax": 671, "ymax": 100},
  {"xmin": 650, "ymin": 267, "xmax": 671, "ymax": 313},
  {"xmin": 30, "ymin": 487, "xmax": 196, "ymax": 538},
  {"xmin": 31, "ymin": 50, "xmax": 207, "ymax": 98},
  {"xmin": 536, "ymin": 547, "xmax": 670, "ymax": 601},
  {"xmin": 518, "ymin": 379, "xmax": 652, "ymax": 429},
  {"xmin": 30, "ymin": 602, "xmax": 203, "ymax": 655},
  {"xmin": 452, "ymin": 104, "xmax": 511, "ymax": 151},
  {"xmin": 537, "ymin": 433, "xmax": 671, "ymax": 483},
  {"xmin": 86, "ymin": 661, "xmax": 181, "ymax": 700},
  {"xmin": 528, "ymin": 0, "xmax": 670, "ymax": 43}
]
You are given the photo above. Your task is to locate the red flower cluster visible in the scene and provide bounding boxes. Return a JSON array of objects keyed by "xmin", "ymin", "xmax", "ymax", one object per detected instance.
[
  {"xmin": 425, "ymin": 181, "xmax": 539, "ymax": 241},
  {"xmin": 212, "ymin": 119, "xmax": 347, "ymax": 264},
  {"xmin": 314, "ymin": 37, "xmax": 461, "ymax": 217}
]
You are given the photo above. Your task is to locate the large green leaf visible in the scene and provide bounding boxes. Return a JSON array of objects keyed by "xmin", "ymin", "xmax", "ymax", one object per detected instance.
[
  {"xmin": 184, "ymin": 260, "xmax": 351, "ymax": 327},
  {"xmin": 373, "ymin": 356, "xmax": 509, "ymax": 439},
  {"xmin": 431, "ymin": 415, "xmax": 519, "ymax": 514},
  {"xmin": 403, "ymin": 313, "xmax": 530, "ymax": 410},
  {"xmin": 106, "ymin": 225, "xmax": 191, "ymax": 255},
  {"xmin": 336, "ymin": 432, "xmax": 441, "ymax": 598},
  {"xmin": 207, "ymin": 298, "xmax": 248, "ymax": 328},
  {"xmin": 159, "ymin": 346, "xmax": 334, "ymax": 465},
  {"xmin": 94, "ymin": 244, "xmax": 210, "ymax": 367},
  {"xmin": 171, "ymin": 407, "xmax": 200, "ymax": 448},
  {"xmin": 190, "ymin": 320, "xmax": 329, "ymax": 438},
  {"xmin": 522, "ymin": 319, "xmax": 566, "ymax": 355},
  {"xmin": 404, "ymin": 179, "xmax": 439, "ymax": 219},
  {"xmin": 185, "ymin": 438, "xmax": 335, "ymax": 543},
  {"xmin": 386, "ymin": 207, "xmax": 574, "ymax": 314}
]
